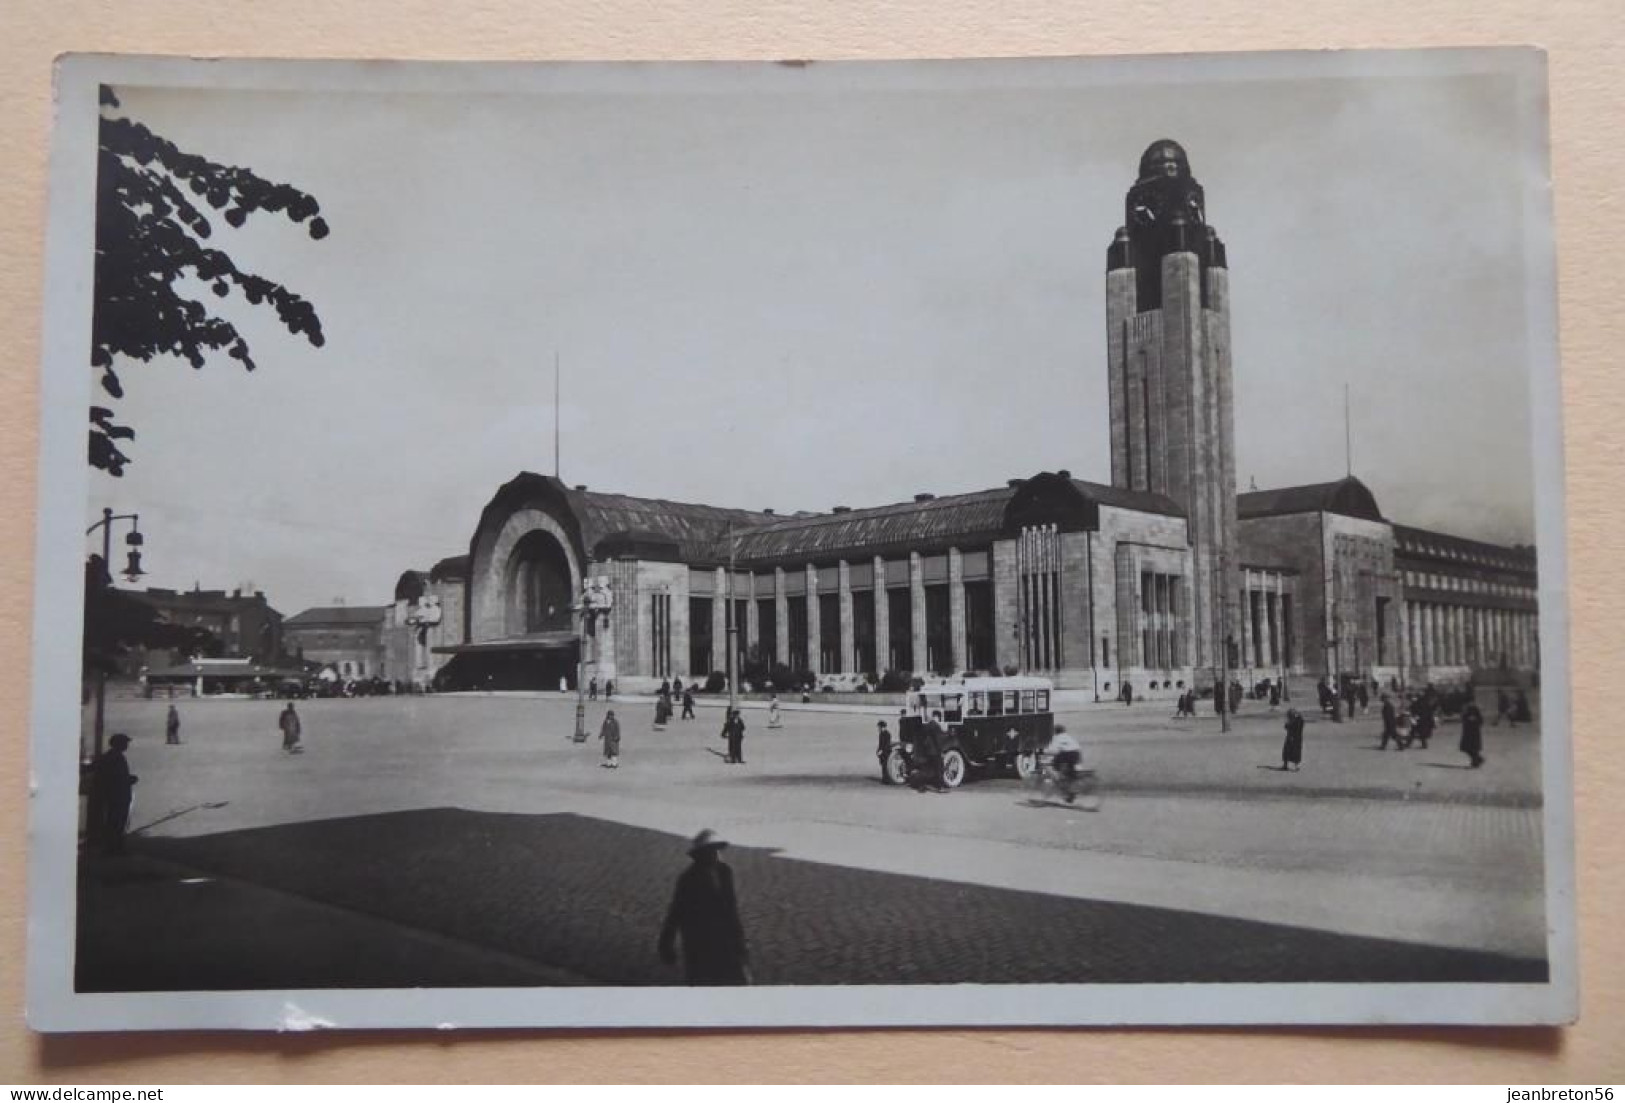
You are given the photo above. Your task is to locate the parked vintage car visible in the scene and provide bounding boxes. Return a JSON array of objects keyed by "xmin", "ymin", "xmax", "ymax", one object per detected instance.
[{"xmin": 881, "ymin": 676, "xmax": 1056, "ymax": 788}]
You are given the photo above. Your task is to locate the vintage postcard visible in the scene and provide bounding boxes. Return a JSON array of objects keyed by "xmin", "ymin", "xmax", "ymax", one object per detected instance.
[{"xmin": 27, "ymin": 49, "xmax": 1575, "ymax": 1030}]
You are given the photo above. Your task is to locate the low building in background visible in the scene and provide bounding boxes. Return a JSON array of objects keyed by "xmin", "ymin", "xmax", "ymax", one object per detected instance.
[
  {"xmin": 283, "ymin": 604, "xmax": 389, "ymax": 683},
  {"xmin": 117, "ymin": 585, "xmax": 285, "ymax": 676}
]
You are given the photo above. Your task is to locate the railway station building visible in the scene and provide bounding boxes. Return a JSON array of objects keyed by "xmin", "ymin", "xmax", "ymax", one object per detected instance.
[{"xmin": 406, "ymin": 140, "xmax": 1539, "ymax": 697}]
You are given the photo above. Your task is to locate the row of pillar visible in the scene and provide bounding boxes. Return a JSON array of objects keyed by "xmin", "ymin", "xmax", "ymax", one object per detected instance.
[
  {"xmin": 1238, "ymin": 568, "xmax": 1286, "ymax": 673},
  {"xmin": 1402, "ymin": 600, "xmax": 1538, "ymax": 669},
  {"xmin": 709, "ymin": 550, "xmax": 972, "ymax": 677}
]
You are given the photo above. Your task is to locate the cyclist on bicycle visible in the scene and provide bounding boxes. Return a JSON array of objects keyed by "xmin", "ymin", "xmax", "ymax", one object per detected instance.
[{"xmin": 1043, "ymin": 724, "xmax": 1084, "ymax": 801}]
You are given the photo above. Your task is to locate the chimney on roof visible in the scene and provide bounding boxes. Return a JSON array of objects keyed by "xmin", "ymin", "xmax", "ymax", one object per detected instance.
[
  {"xmin": 574, "ymin": 484, "xmax": 587, "ymax": 491},
  {"xmin": 1057, "ymin": 469, "xmax": 1071, "ymax": 479},
  {"xmin": 763, "ymin": 508, "xmax": 775, "ymax": 515},
  {"xmin": 1007, "ymin": 478, "xmax": 1023, "ymax": 488},
  {"xmin": 914, "ymin": 493, "xmax": 935, "ymax": 503},
  {"xmin": 832, "ymin": 505, "xmax": 851, "ymax": 514}
]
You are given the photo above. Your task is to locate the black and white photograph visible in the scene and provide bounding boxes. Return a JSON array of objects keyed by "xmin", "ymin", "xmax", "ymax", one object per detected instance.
[{"xmin": 27, "ymin": 49, "xmax": 1574, "ymax": 1030}]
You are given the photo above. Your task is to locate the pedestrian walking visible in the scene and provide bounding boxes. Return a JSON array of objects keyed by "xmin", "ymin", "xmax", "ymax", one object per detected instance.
[
  {"xmin": 1228, "ymin": 680, "xmax": 1243, "ymax": 715},
  {"xmin": 1269, "ymin": 682, "xmax": 1281, "ymax": 710},
  {"xmin": 654, "ymin": 695, "xmax": 670, "ymax": 731},
  {"xmin": 672, "ymin": 676, "xmax": 684, "ymax": 698},
  {"xmin": 724, "ymin": 708, "xmax": 746, "ymax": 764},
  {"xmin": 1513, "ymin": 689, "xmax": 1533, "ymax": 724},
  {"xmin": 165, "ymin": 703, "xmax": 181, "ymax": 745},
  {"xmin": 875, "ymin": 719, "xmax": 893, "ymax": 773},
  {"xmin": 605, "ymin": 679, "xmax": 615, "ymax": 700},
  {"xmin": 1214, "ymin": 679, "xmax": 1227, "ymax": 717},
  {"xmin": 558, "ymin": 676, "xmax": 568, "ymax": 693},
  {"xmin": 588, "ymin": 676, "xmax": 598, "ymax": 701},
  {"xmin": 1379, "ymin": 694, "xmax": 1401, "ymax": 750},
  {"xmin": 657, "ymin": 829, "xmax": 751, "ymax": 986},
  {"xmin": 88, "ymin": 733, "xmax": 138, "ymax": 854},
  {"xmin": 681, "ymin": 687, "xmax": 695, "ymax": 720},
  {"xmin": 1120, "ymin": 682, "xmax": 1134, "ymax": 707},
  {"xmin": 1494, "ymin": 688, "xmax": 1513, "ymax": 727},
  {"xmin": 1356, "ymin": 682, "xmax": 1369, "ymax": 714},
  {"xmin": 766, "ymin": 696, "xmax": 783, "ymax": 730},
  {"xmin": 1412, "ymin": 696, "xmax": 1435, "ymax": 750},
  {"xmin": 661, "ymin": 678, "xmax": 672, "ymax": 701},
  {"xmin": 1459, "ymin": 700, "xmax": 1485, "ymax": 768},
  {"xmin": 599, "ymin": 709, "xmax": 621, "ymax": 768},
  {"xmin": 1281, "ymin": 708, "xmax": 1304, "ymax": 772},
  {"xmin": 279, "ymin": 702, "xmax": 303, "ymax": 754}
]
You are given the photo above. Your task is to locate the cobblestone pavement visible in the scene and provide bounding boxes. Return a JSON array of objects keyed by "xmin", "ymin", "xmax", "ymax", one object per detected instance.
[
  {"xmin": 76, "ymin": 692, "xmax": 1552, "ymax": 987},
  {"xmin": 118, "ymin": 808, "xmax": 1543, "ymax": 989}
]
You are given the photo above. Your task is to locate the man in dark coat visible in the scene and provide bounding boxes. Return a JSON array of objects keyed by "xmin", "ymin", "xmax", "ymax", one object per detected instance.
[
  {"xmin": 1513, "ymin": 690, "xmax": 1533, "ymax": 723},
  {"xmin": 911, "ymin": 713, "xmax": 949, "ymax": 792},
  {"xmin": 1280, "ymin": 709, "xmax": 1304, "ymax": 772},
  {"xmin": 1495, "ymin": 688, "xmax": 1514, "ymax": 727},
  {"xmin": 165, "ymin": 704, "xmax": 181, "ymax": 745},
  {"xmin": 279, "ymin": 702, "xmax": 303, "ymax": 753},
  {"xmin": 724, "ymin": 709, "xmax": 745, "ymax": 764},
  {"xmin": 1460, "ymin": 701, "xmax": 1486, "ymax": 768},
  {"xmin": 1412, "ymin": 696, "xmax": 1435, "ymax": 749},
  {"xmin": 1379, "ymin": 694, "xmax": 1402, "ymax": 750},
  {"xmin": 658, "ymin": 829, "xmax": 750, "ymax": 985},
  {"xmin": 681, "ymin": 688, "xmax": 696, "ymax": 720},
  {"xmin": 89, "ymin": 733, "xmax": 138, "ymax": 854}
]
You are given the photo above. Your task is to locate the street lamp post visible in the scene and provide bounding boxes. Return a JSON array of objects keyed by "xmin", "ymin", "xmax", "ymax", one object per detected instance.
[
  {"xmin": 85, "ymin": 507, "xmax": 146, "ymax": 761},
  {"xmin": 1216, "ymin": 550, "xmax": 1232, "ymax": 734},
  {"xmin": 726, "ymin": 523, "xmax": 739, "ymax": 716}
]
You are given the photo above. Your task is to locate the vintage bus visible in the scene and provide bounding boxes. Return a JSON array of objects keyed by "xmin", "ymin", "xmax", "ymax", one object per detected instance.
[{"xmin": 883, "ymin": 676, "xmax": 1056, "ymax": 788}]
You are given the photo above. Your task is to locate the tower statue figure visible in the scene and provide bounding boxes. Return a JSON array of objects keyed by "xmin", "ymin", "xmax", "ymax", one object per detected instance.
[{"xmin": 1106, "ymin": 139, "xmax": 1238, "ymax": 681}]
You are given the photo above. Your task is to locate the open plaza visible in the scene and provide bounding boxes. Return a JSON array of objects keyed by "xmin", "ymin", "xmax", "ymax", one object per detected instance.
[{"xmin": 76, "ymin": 689, "xmax": 1547, "ymax": 990}]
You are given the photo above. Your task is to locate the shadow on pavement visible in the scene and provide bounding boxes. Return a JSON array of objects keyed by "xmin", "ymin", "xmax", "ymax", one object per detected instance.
[{"xmin": 77, "ymin": 807, "xmax": 1549, "ymax": 992}]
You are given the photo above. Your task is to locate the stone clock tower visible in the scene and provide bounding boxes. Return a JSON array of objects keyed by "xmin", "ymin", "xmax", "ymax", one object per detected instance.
[{"xmin": 1106, "ymin": 139, "xmax": 1239, "ymax": 678}]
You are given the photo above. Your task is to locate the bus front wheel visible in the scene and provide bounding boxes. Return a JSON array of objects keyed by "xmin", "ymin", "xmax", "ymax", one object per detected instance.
[
  {"xmin": 940, "ymin": 749, "xmax": 967, "ymax": 789},
  {"xmin": 882, "ymin": 748, "xmax": 908, "ymax": 786}
]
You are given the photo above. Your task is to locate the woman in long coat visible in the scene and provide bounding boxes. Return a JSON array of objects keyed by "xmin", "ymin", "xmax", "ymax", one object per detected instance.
[
  {"xmin": 599, "ymin": 710, "xmax": 622, "ymax": 768},
  {"xmin": 1459, "ymin": 701, "xmax": 1485, "ymax": 768},
  {"xmin": 1281, "ymin": 708, "xmax": 1305, "ymax": 772}
]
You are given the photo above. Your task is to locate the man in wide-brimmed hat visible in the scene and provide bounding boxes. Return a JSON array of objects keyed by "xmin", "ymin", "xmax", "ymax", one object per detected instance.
[
  {"xmin": 88, "ymin": 733, "xmax": 138, "ymax": 854},
  {"xmin": 657, "ymin": 828, "xmax": 750, "ymax": 985}
]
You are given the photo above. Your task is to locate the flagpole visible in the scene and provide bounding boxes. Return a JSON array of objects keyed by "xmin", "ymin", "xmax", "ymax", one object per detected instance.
[
  {"xmin": 554, "ymin": 352, "xmax": 561, "ymax": 479},
  {"xmin": 1344, "ymin": 382, "xmax": 1352, "ymax": 477}
]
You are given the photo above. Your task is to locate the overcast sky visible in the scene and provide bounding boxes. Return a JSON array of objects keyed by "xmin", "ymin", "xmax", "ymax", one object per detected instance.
[{"xmin": 89, "ymin": 59, "xmax": 1548, "ymax": 615}]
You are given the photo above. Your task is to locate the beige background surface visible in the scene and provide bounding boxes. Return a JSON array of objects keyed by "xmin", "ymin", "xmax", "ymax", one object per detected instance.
[{"xmin": 1, "ymin": 0, "xmax": 1620, "ymax": 1083}]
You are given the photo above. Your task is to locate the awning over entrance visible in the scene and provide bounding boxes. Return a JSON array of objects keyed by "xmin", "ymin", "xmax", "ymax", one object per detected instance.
[{"xmin": 433, "ymin": 632, "xmax": 579, "ymax": 655}]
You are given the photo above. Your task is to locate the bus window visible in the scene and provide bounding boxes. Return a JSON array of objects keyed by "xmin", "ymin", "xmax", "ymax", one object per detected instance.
[
  {"xmin": 968, "ymin": 692, "xmax": 986, "ymax": 716},
  {"xmin": 988, "ymin": 692, "xmax": 1005, "ymax": 717},
  {"xmin": 944, "ymin": 695, "xmax": 964, "ymax": 723},
  {"xmin": 1002, "ymin": 690, "xmax": 1018, "ymax": 715},
  {"xmin": 1020, "ymin": 690, "xmax": 1037, "ymax": 713},
  {"xmin": 1037, "ymin": 689, "xmax": 1050, "ymax": 712}
]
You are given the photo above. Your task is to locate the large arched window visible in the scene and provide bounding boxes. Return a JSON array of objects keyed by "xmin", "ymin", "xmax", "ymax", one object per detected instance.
[{"xmin": 507, "ymin": 530, "xmax": 574, "ymax": 635}]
